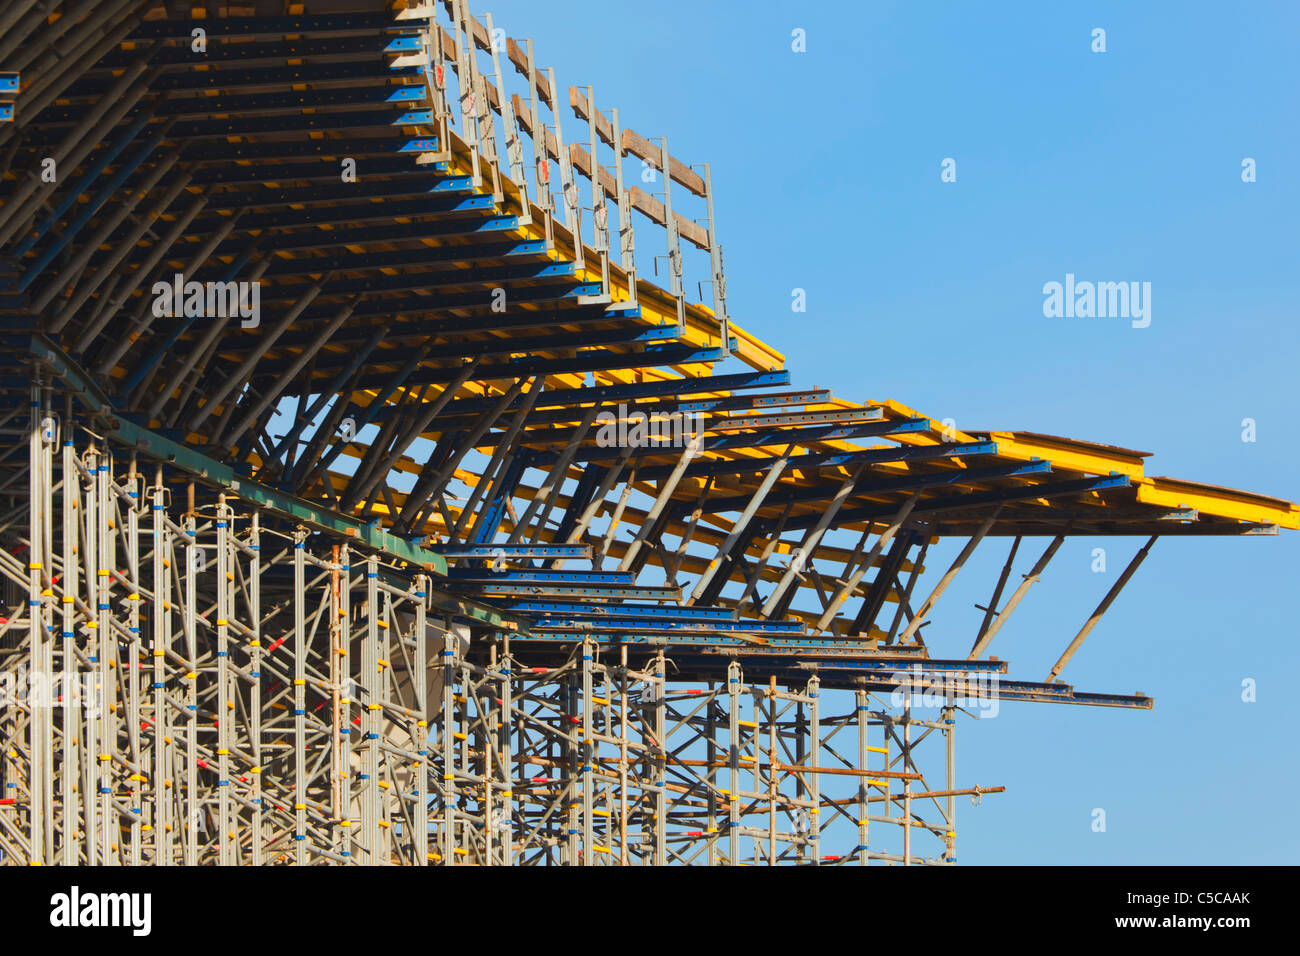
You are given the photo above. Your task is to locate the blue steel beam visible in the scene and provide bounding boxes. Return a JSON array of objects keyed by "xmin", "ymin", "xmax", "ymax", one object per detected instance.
[
  {"xmin": 529, "ymin": 617, "xmax": 803, "ymax": 635},
  {"xmin": 767, "ymin": 474, "xmax": 1135, "ymax": 534},
  {"xmin": 569, "ymin": 416, "xmax": 932, "ymax": 465},
  {"xmin": 445, "ymin": 569, "xmax": 638, "ymax": 584},
  {"xmin": 254, "ymin": 238, "xmax": 547, "ymax": 281},
  {"xmin": 458, "ymin": 584, "xmax": 682, "ymax": 600},
  {"xmin": 128, "ymin": 13, "xmax": 401, "ymax": 40},
  {"xmin": 90, "ymin": 37, "xmax": 410, "ymax": 71},
  {"xmin": 370, "ymin": 369, "xmax": 790, "ymax": 425},
  {"xmin": 653, "ymin": 440, "xmax": 999, "ymax": 489},
  {"xmin": 465, "ymin": 388, "xmax": 833, "ymax": 432},
  {"xmin": 116, "ymin": 63, "xmax": 423, "ymax": 95},
  {"xmin": 469, "ymin": 451, "xmax": 534, "ymax": 546},
  {"xmin": 502, "ymin": 601, "xmax": 741, "ymax": 621},
  {"xmin": 186, "ymin": 155, "xmax": 444, "ymax": 185},
  {"xmin": 182, "ymin": 174, "xmax": 477, "ymax": 213},
  {"xmin": 18, "ymin": 109, "xmax": 431, "ymax": 145},
  {"xmin": 84, "ymin": 204, "xmax": 518, "ymax": 272},
  {"xmin": 701, "ymin": 458, "xmax": 1049, "ymax": 517},
  {"xmin": 182, "ymin": 137, "xmax": 443, "ymax": 163},
  {"xmin": 249, "ymin": 323, "xmax": 683, "ymax": 379},
  {"xmin": 352, "ymin": 341, "xmax": 726, "ymax": 391},
  {"xmin": 432, "ymin": 544, "xmax": 592, "ymax": 559}
]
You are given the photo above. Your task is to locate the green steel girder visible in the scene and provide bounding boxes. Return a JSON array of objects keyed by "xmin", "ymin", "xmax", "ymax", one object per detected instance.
[{"xmin": 26, "ymin": 333, "xmax": 454, "ymax": 580}]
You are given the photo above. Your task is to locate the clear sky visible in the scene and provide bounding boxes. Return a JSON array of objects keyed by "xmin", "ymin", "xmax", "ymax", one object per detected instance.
[{"xmin": 473, "ymin": 0, "xmax": 1299, "ymax": 863}]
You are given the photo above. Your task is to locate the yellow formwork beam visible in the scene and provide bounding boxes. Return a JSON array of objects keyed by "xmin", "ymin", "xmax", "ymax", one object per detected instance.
[
  {"xmin": 979, "ymin": 431, "xmax": 1147, "ymax": 480},
  {"xmin": 1137, "ymin": 477, "xmax": 1299, "ymax": 529}
]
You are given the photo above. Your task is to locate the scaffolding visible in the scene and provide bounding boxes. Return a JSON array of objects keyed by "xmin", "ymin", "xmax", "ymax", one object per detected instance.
[{"xmin": 0, "ymin": 1, "xmax": 1293, "ymax": 865}]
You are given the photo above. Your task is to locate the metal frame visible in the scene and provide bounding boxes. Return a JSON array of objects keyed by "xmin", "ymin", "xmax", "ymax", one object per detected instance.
[{"xmin": 0, "ymin": 0, "xmax": 1291, "ymax": 866}]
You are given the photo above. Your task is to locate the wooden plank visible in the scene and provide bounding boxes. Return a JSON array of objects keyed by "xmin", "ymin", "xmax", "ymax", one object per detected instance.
[
  {"xmin": 513, "ymin": 94, "xmax": 560, "ymax": 160},
  {"xmin": 570, "ymin": 86, "xmax": 707, "ymax": 197},
  {"xmin": 567, "ymin": 142, "xmax": 619, "ymax": 201},
  {"xmin": 569, "ymin": 142, "xmax": 710, "ymax": 250},
  {"xmin": 622, "ymin": 126, "xmax": 705, "ymax": 197},
  {"xmin": 629, "ymin": 183, "xmax": 709, "ymax": 249},
  {"xmin": 506, "ymin": 37, "xmax": 555, "ymax": 108},
  {"xmin": 454, "ymin": 17, "xmax": 702, "ymax": 198},
  {"xmin": 568, "ymin": 86, "xmax": 617, "ymax": 149}
]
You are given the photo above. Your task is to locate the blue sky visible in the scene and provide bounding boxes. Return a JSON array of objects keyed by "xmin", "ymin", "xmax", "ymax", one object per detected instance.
[{"xmin": 476, "ymin": 0, "xmax": 1300, "ymax": 863}]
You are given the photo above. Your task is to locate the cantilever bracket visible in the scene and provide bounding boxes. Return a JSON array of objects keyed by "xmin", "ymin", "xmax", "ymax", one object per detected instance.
[
  {"xmin": 1045, "ymin": 536, "xmax": 1157, "ymax": 683},
  {"xmin": 968, "ymin": 532, "xmax": 1066, "ymax": 660}
]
